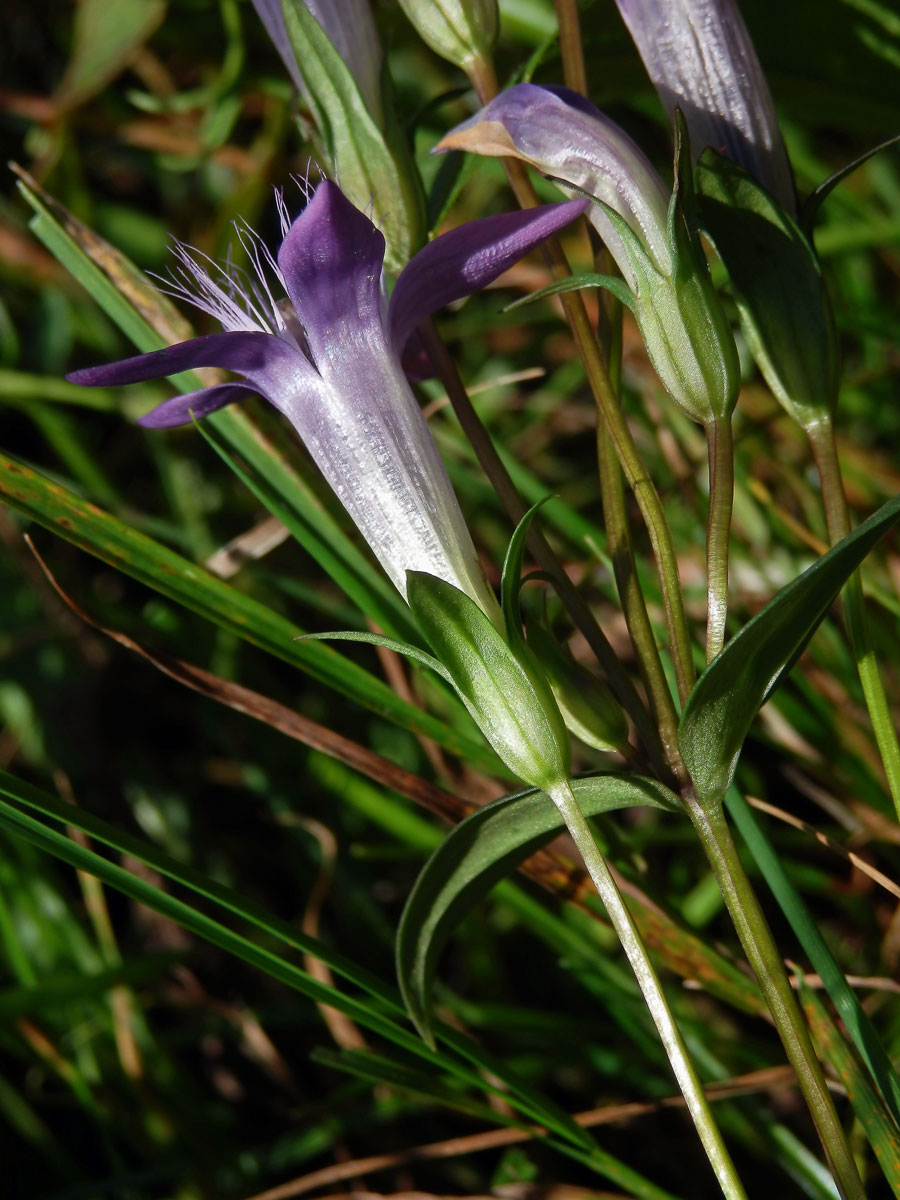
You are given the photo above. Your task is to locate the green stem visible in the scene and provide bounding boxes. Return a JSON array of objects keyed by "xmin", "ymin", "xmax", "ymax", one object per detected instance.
[
  {"xmin": 705, "ymin": 417, "xmax": 734, "ymax": 663},
  {"xmin": 466, "ymin": 58, "xmax": 696, "ymax": 708},
  {"xmin": 598, "ymin": 421, "xmax": 683, "ymax": 775},
  {"xmin": 530, "ymin": 0, "xmax": 683, "ymax": 774},
  {"xmin": 686, "ymin": 793, "xmax": 866, "ymax": 1200},
  {"xmin": 549, "ymin": 781, "xmax": 747, "ymax": 1200},
  {"xmin": 806, "ymin": 416, "xmax": 900, "ymax": 819}
]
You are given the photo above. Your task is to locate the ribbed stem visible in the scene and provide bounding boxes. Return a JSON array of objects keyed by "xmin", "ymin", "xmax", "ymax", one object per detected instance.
[
  {"xmin": 551, "ymin": 12, "xmax": 683, "ymax": 779},
  {"xmin": 705, "ymin": 417, "xmax": 734, "ymax": 663},
  {"xmin": 598, "ymin": 421, "xmax": 683, "ymax": 774},
  {"xmin": 806, "ymin": 416, "xmax": 900, "ymax": 819},
  {"xmin": 686, "ymin": 793, "xmax": 866, "ymax": 1200},
  {"xmin": 549, "ymin": 782, "xmax": 747, "ymax": 1200}
]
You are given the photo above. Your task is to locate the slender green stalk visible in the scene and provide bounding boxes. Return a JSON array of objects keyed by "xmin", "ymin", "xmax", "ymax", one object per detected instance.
[
  {"xmin": 549, "ymin": 782, "xmax": 747, "ymax": 1200},
  {"xmin": 598, "ymin": 419, "xmax": 683, "ymax": 773},
  {"xmin": 704, "ymin": 417, "xmax": 734, "ymax": 663},
  {"xmin": 726, "ymin": 787, "xmax": 900, "ymax": 1127},
  {"xmin": 466, "ymin": 56, "xmax": 696, "ymax": 707},
  {"xmin": 806, "ymin": 416, "xmax": 900, "ymax": 818},
  {"xmin": 685, "ymin": 792, "xmax": 866, "ymax": 1200}
]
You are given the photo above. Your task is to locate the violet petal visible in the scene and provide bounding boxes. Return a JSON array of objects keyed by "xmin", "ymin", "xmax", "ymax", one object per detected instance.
[
  {"xmin": 277, "ymin": 180, "xmax": 388, "ymax": 372},
  {"xmin": 67, "ymin": 333, "xmax": 294, "ymax": 387},
  {"xmin": 68, "ymin": 331, "xmax": 329, "ymax": 429},
  {"xmin": 137, "ymin": 383, "xmax": 261, "ymax": 428},
  {"xmin": 387, "ymin": 198, "xmax": 588, "ymax": 353}
]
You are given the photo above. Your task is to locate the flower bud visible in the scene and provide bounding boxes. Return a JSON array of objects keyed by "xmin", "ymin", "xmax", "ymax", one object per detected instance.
[
  {"xmin": 254, "ymin": 0, "xmax": 425, "ymax": 269},
  {"xmin": 397, "ymin": 0, "xmax": 498, "ymax": 72},
  {"xmin": 440, "ymin": 85, "xmax": 739, "ymax": 424},
  {"xmin": 614, "ymin": 0, "xmax": 794, "ymax": 212}
]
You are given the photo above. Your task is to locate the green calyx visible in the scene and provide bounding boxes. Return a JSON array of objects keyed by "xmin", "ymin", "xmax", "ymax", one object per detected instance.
[
  {"xmin": 407, "ymin": 570, "xmax": 571, "ymax": 793},
  {"xmin": 526, "ymin": 619, "xmax": 629, "ymax": 754},
  {"xmin": 281, "ymin": 0, "xmax": 425, "ymax": 270},
  {"xmin": 590, "ymin": 114, "xmax": 740, "ymax": 426}
]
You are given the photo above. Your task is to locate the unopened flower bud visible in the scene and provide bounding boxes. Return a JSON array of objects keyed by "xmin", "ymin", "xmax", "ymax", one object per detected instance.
[{"xmin": 398, "ymin": 0, "xmax": 498, "ymax": 72}]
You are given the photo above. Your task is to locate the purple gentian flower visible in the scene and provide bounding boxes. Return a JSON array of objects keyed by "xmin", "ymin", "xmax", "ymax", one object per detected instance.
[
  {"xmin": 67, "ymin": 181, "xmax": 586, "ymax": 615},
  {"xmin": 614, "ymin": 0, "xmax": 794, "ymax": 210}
]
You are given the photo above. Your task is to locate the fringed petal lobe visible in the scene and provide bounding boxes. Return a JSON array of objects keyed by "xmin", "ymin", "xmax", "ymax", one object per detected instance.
[
  {"xmin": 68, "ymin": 332, "xmax": 326, "ymax": 425},
  {"xmin": 68, "ymin": 332, "xmax": 297, "ymax": 389}
]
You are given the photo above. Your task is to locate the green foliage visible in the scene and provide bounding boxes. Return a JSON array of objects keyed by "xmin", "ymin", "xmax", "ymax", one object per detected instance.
[
  {"xmin": 697, "ymin": 151, "xmax": 840, "ymax": 427},
  {"xmin": 397, "ymin": 773, "xmax": 680, "ymax": 1045}
]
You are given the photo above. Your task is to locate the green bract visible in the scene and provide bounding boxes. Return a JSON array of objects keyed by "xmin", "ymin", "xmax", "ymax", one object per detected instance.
[
  {"xmin": 397, "ymin": 773, "xmax": 681, "ymax": 1045},
  {"xmin": 679, "ymin": 492, "xmax": 900, "ymax": 805},
  {"xmin": 697, "ymin": 150, "xmax": 839, "ymax": 430},
  {"xmin": 407, "ymin": 571, "xmax": 571, "ymax": 792}
]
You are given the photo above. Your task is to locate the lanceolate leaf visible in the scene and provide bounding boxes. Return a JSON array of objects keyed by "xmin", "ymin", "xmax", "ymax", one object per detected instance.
[
  {"xmin": 679, "ymin": 492, "xmax": 900, "ymax": 803},
  {"xmin": 499, "ymin": 496, "xmax": 549, "ymax": 652},
  {"xmin": 503, "ymin": 273, "xmax": 636, "ymax": 314},
  {"xmin": 800, "ymin": 132, "xmax": 900, "ymax": 232},
  {"xmin": 1, "ymin": 769, "xmax": 686, "ymax": 1196},
  {"xmin": 396, "ymin": 774, "xmax": 680, "ymax": 1045},
  {"xmin": 298, "ymin": 629, "xmax": 451, "ymax": 681}
]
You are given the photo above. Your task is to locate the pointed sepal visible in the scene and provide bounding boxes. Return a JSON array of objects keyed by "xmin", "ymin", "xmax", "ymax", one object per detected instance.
[{"xmin": 407, "ymin": 571, "xmax": 570, "ymax": 792}]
